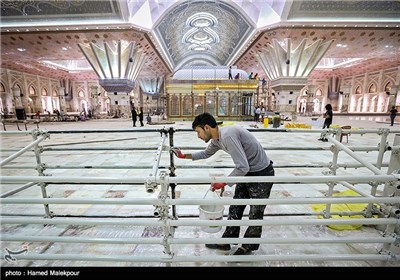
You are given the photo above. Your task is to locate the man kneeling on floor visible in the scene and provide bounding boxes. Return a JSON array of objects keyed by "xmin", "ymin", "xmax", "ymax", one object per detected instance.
[{"xmin": 172, "ymin": 112, "xmax": 275, "ymax": 255}]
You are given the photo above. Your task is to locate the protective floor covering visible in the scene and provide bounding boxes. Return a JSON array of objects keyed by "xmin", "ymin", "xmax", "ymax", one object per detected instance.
[{"xmin": 1, "ymin": 115, "xmax": 399, "ymax": 267}]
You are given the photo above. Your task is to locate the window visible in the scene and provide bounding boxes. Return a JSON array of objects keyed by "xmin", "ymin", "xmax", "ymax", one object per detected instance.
[
  {"xmin": 384, "ymin": 82, "xmax": 392, "ymax": 92},
  {"xmin": 205, "ymin": 92, "xmax": 216, "ymax": 115},
  {"xmin": 42, "ymin": 88, "xmax": 48, "ymax": 96},
  {"xmin": 29, "ymin": 86, "xmax": 36, "ymax": 95},
  {"xmin": 170, "ymin": 94, "xmax": 180, "ymax": 116},
  {"xmin": 230, "ymin": 93, "xmax": 240, "ymax": 116},
  {"xmin": 218, "ymin": 92, "xmax": 228, "ymax": 116},
  {"xmin": 194, "ymin": 94, "xmax": 204, "ymax": 116},
  {"xmin": 368, "ymin": 83, "xmax": 376, "ymax": 93},
  {"xmin": 182, "ymin": 94, "xmax": 193, "ymax": 116}
]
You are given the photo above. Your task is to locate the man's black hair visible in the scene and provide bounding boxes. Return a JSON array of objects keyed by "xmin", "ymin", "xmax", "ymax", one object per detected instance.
[
  {"xmin": 192, "ymin": 112, "xmax": 218, "ymax": 130},
  {"xmin": 325, "ymin": 104, "xmax": 332, "ymax": 110}
]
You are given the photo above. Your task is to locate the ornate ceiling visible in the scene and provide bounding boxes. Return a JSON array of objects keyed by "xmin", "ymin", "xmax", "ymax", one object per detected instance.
[
  {"xmin": 1, "ymin": 0, "xmax": 399, "ymax": 85},
  {"xmin": 153, "ymin": 1, "xmax": 253, "ymax": 69}
]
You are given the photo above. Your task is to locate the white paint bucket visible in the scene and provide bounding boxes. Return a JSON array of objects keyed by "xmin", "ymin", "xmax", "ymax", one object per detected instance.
[{"xmin": 199, "ymin": 189, "xmax": 224, "ymax": 233}]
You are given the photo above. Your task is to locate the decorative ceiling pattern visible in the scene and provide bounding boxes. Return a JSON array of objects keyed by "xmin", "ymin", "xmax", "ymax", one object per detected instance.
[
  {"xmin": 238, "ymin": 27, "xmax": 400, "ymax": 80},
  {"xmin": 0, "ymin": 0, "xmax": 399, "ymax": 84},
  {"xmin": 154, "ymin": 0, "xmax": 253, "ymax": 69},
  {"xmin": 288, "ymin": 0, "xmax": 400, "ymax": 20},
  {"xmin": 0, "ymin": 29, "xmax": 170, "ymax": 81},
  {"xmin": 1, "ymin": 0, "xmax": 121, "ymax": 23}
]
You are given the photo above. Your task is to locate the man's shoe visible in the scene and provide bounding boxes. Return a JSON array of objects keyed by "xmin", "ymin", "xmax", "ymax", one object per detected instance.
[
  {"xmin": 205, "ymin": 244, "xmax": 231, "ymax": 251},
  {"xmin": 233, "ymin": 247, "xmax": 251, "ymax": 255}
]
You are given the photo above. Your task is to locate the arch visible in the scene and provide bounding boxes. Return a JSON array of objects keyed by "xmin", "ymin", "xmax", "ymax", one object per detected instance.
[
  {"xmin": 384, "ymin": 80, "xmax": 392, "ymax": 92},
  {"xmin": 315, "ymin": 88, "xmax": 323, "ymax": 96},
  {"xmin": 13, "ymin": 83, "xmax": 23, "ymax": 92},
  {"xmin": 29, "ymin": 85, "xmax": 36, "ymax": 95},
  {"xmin": 0, "ymin": 82, "xmax": 5, "ymax": 92},
  {"xmin": 355, "ymin": 85, "xmax": 362, "ymax": 95},
  {"xmin": 368, "ymin": 83, "xmax": 376, "ymax": 93},
  {"xmin": 52, "ymin": 89, "xmax": 58, "ymax": 97},
  {"xmin": 42, "ymin": 87, "xmax": 48, "ymax": 96}
]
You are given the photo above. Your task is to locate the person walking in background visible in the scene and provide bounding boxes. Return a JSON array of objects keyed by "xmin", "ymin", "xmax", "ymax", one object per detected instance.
[
  {"xmin": 228, "ymin": 66, "xmax": 233, "ymax": 79},
  {"xmin": 390, "ymin": 106, "xmax": 398, "ymax": 126},
  {"xmin": 318, "ymin": 103, "xmax": 333, "ymax": 142},
  {"xmin": 146, "ymin": 113, "xmax": 152, "ymax": 125},
  {"xmin": 138, "ymin": 107, "xmax": 144, "ymax": 127},
  {"xmin": 131, "ymin": 103, "xmax": 137, "ymax": 127},
  {"xmin": 171, "ymin": 112, "xmax": 275, "ymax": 255}
]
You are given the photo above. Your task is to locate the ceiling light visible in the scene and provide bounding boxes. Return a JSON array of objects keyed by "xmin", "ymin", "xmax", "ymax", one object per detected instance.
[{"xmin": 17, "ymin": 48, "xmax": 26, "ymax": 52}]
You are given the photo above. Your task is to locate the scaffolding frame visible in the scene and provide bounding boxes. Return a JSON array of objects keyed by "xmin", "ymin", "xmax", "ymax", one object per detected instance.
[{"xmin": 0, "ymin": 127, "xmax": 399, "ymax": 265}]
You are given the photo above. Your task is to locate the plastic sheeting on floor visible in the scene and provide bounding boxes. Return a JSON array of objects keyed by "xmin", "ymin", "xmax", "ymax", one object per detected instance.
[{"xmin": 311, "ymin": 189, "xmax": 377, "ymax": 230}]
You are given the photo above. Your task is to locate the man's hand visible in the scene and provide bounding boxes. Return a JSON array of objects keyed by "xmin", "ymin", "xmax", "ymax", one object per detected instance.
[
  {"xmin": 171, "ymin": 147, "xmax": 185, "ymax": 159},
  {"xmin": 211, "ymin": 182, "xmax": 227, "ymax": 192}
]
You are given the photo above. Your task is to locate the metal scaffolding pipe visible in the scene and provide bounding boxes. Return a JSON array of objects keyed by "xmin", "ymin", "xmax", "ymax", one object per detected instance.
[
  {"xmin": 0, "ymin": 135, "xmax": 46, "ymax": 167},
  {"xmin": 0, "ymin": 174, "xmax": 397, "ymax": 184},
  {"xmin": 173, "ymin": 127, "xmax": 400, "ymax": 134},
  {"xmin": 46, "ymin": 145, "xmax": 382, "ymax": 152},
  {"xmin": 2, "ymin": 196, "xmax": 399, "ymax": 206},
  {"xmin": 2, "ymin": 162, "xmax": 389, "ymax": 170},
  {"xmin": 1, "ymin": 235, "xmax": 395, "ymax": 245},
  {"xmin": 327, "ymin": 136, "xmax": 386, "ymax": 175},
  {"xmin": 43, "ymin": 147, "xmax": 160, "ymax": 151},
  {"xmin": 0, "ymin": 182, "xmax": 37, "ymax": 198},
  {"xmin": 146, "ymin": 132, "xmax": 167, "ymax": 191},
  {"xmin": 0, "ymin": 146, "xmax": 383, "ymax": 153},
  {"xmin": 2, "ymin": 127, "xmax": 399, "ymax": 135},
  {"xmin": 2, "ymin": 217, "xmax": 397, "ymax": 227},
  {"xmin": 0, "ymin": 131, "xmax": 33, "ymax": 135},
  {"xmin": 0, "ymin": 253, "xmax": 396, "ymax": 263},
  {"xmin": 338, "ymin": 181, "xmax": 374, "ymax": 198}
]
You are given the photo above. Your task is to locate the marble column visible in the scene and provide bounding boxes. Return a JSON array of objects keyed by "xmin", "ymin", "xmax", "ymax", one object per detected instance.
[
  {"xmin": 341, "ymin": 85, "xmax": 351, "ymax": 113},
  {"xmin": 58, "ymin": 87, "xmax": 67, "ymax": 116},
  {"xmin": 12, "ymin": 86, "xmax": 25, "ymax": 120},
  {"xmin": 389, "ymin": 85, "xmax": 399, "ymax": 109},
  {"xmin": 90, "ymin": 86, "xmax": 99, "ymax": 118}
]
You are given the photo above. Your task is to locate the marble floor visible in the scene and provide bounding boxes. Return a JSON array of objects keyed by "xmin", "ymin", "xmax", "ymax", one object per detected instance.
[{"xmin": 1, "ymin": 115, "xmax": 399, "ymax": 267}]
